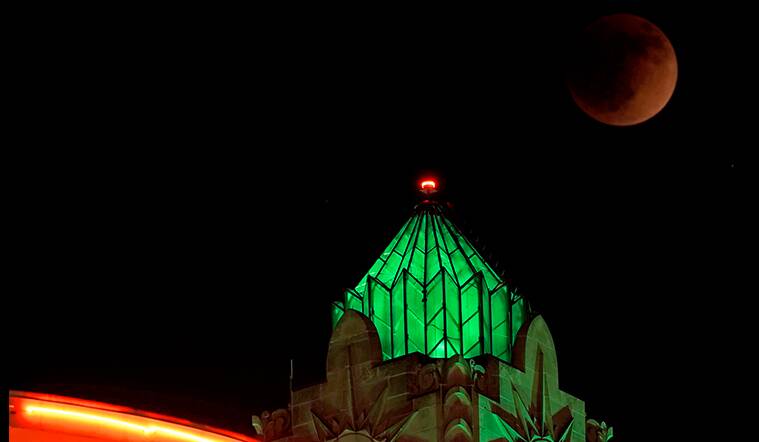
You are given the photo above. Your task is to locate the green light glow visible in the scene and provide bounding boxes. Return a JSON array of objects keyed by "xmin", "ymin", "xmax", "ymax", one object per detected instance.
[{"xmin": 332, "ymin": 202, "xmax": 529, "ymax": 361}]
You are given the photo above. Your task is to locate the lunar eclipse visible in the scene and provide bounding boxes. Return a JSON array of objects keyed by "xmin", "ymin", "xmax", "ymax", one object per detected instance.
[{"xmin": 567, "ymin": 13, "xmax": 678, "ymax": 126}]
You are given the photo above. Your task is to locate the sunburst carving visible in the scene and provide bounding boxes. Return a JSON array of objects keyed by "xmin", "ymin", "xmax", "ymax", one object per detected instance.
[
  {"xmin": 491, "ymin": 349, "xmax": 575, "ymax": 442},
  {"xmin": 311, "ymin": 384, "xmax": 417, "ymax": 442}
]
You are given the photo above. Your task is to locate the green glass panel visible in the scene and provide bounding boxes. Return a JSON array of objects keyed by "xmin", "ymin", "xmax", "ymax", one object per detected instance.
[
  {"xmin": 409, "ymin": 247, "xmax": 425, "ymax": 283},
  {"xmin": 483, "ymin": 267, "xmax": 500, "ymax": 291},
  {"xmin": 463, "ymin": 316, "xmax": 480, "ymax": 357},
  {"xmin": 397, "ymin": 245, "xmax": 415, "ymax": 285},
  {"xmin": 366, "ymin": 258, "xmax": 384, "ymax": 279},
  {"xmin": 461, "ymin": 275, "xmax": 481, "ymax": 357},
  {"xmin": 378, "ymin": 251, "xmax": 402, "ymax": 286},
  {"xmin": 369, "ymin": 280, "xmax": 392, "ymax": 360},
  {"xmin": 425, "ymin": 213, "xmax": 437, "ymax": 251},
  {"xmin": 444, "ymin": 271, "xmax": 461, "ymax": 356},
  {"xmin": 429, "ymin": 339, "xmax": 445, "ymax": 358},
  {"xmin": 415, "ymin": 213, "xmax": 427, "ymax": 253},
  {"xmin": 406, "ymin": 276, "xmax": 425, "ymax": 354},
  {"xmin": 470, "ymin": 254, "xmax": 499, "ymax": 289},
  {"xmin": 355, "ymin": 275, "xmax": 368, "ymax": 296},
  {"xmin": 392, "ymin": 277, "xmax": 406, "ymax": 358},
  {"xmin": 394, "ymin": 216, "xmax": 416, "ymax": 253},
  {"xmin": 458, "ymin": 235, "xmax": 476, "ymax": 258},
  {"xmin": 446, "ymin": 340, "xmax": 459, "ymax": 357},
  {"xmin": 482, "ymin": 279, "xmax": 492, "ymax": 354},
  {"xmin": 443, "ymin": 218, "xmax": 473, "ymax": 254},
  {"xmin": 390, "ymin": 218, "xmax": 420, "ymax": 287},
  {"xmin": 379, "ymin": 239, "xmax": 395, "ymax": 262},
  {"xmin": 451, "ymin": 248, "xmax": 472, "ymax": 284},
  {"xmin": 346, "ymin": 289, "xmax": 363, "ymax": 313},
  {"xmin": 425, "ymin": 248, "xmax": 440, "ymax": 283},
  {"xmin": 491, "ymin": 285, "xmax": 510, "ymax": 360},
  {"xmin": 438, "ymin": 219, "xmax": 456, "ymax": 252},
  {"xmin": 439, "ymin": 249, "xmax": 454, "ymax": 278},
  {"xmin": 426, "ymin": 273, "xmax": 445, "ymax": 358}
]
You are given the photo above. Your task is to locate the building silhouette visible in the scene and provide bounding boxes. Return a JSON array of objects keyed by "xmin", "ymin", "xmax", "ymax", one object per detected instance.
[{"xmin": 253, "ymin": 182, "xmax": 612, "ymax": 442}]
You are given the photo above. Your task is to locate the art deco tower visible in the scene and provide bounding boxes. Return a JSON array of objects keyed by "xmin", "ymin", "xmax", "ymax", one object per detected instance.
[{"xmin": 254, "ymin": 180, "xmax": 612, "ymax": 442}]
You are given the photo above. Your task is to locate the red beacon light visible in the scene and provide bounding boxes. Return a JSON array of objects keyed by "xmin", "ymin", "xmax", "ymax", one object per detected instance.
[{"xmin": 419, "ymin": 179, "xmax": 438, "ymax": 195}]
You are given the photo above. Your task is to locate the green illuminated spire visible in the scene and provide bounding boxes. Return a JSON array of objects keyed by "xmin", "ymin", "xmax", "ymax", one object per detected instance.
[{"xmin": 332, "ymin": 186, "xmax": 530, "ymax": 361}]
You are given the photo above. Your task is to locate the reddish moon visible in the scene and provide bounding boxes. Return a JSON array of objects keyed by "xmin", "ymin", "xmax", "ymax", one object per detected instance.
[{"xmin": 567, "ymin": 14, "xmax": 678, "ymax": 126}]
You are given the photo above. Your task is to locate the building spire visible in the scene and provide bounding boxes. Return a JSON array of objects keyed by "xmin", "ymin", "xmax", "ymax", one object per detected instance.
[{"xmin": 331, "ymin": 179, "xmax": 531, "ymax": 362}]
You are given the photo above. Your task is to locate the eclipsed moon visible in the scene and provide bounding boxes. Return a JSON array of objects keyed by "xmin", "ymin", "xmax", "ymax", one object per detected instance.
[{"xmin": 567, "ymin": 13, "xmax": 678, "ymax": 126}]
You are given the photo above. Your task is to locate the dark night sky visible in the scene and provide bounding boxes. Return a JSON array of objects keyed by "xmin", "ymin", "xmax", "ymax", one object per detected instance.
[{"xmin": 10, "ymin": 1, "xmax": 743, "ymax": 441}]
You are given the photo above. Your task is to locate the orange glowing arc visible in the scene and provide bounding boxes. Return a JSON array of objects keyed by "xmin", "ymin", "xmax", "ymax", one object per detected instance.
[
  {"xmin": 21, "ymin": 404, "xmax": 250, "ymax": 442},
  {"xmin": 420, "ymin": 180, "xmax": 437, "ymax": 190}
]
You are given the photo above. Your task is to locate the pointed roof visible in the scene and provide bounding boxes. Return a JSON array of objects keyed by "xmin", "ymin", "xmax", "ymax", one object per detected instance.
[
  {"xmin": 332, "ymin": 191, "xmax": 530, "ymax": 362},
  {"xmin": 354, "ymin": 201, "xmax": 503, "ymax": 297}
]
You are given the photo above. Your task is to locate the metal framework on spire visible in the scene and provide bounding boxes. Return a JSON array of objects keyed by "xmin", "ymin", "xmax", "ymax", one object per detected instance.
[{"xmin": 331, "ymin": 200, "xmax": 531, "ymax": 361}]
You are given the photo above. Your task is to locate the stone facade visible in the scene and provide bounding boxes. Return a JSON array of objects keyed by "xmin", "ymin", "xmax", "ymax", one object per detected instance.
[{"xmin": 253, "ymin": 310, "xmax": 611, "ymax": 442}]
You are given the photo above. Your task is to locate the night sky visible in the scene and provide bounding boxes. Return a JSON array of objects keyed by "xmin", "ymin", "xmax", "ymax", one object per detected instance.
[{"xmin": 10, "ymin": 1, "xmax": 742, "ymax": 441}]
